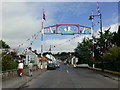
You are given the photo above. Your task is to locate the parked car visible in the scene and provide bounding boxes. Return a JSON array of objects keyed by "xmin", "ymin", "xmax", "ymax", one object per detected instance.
[{"xmin": 47, "ymin": 63, "xmax": 56, "ymax": 70}]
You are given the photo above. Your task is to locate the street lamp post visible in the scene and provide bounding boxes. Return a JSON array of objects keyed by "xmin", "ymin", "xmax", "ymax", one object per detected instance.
[
  {"xmin": 49, "ymin": 45, "xmax": 55, "ymax": 57},
  {"xmin": 49, "ymin": 45, "xmax": 52, "ymax": 54}
]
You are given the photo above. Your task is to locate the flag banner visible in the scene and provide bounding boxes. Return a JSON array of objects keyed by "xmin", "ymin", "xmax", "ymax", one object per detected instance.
[
  {"xmin": 41, "ymin": 28, "xmax": 44, "ymax": 34},
  {"xmin": 92, "ymin": 56, "xmax": 95, "ymax": 60},
  {"xmin": 86, "ymin": 28, "xmax": 91, "ymax": 30},
  {"xmin": 80, "ymin": 26, "xmax": 91, "ymax": 34},
  {"xmin": 43, "ymin": 24, "xmax": 91, "ymax": 35},
  {"xmin": 27, "ymin": 38, "xmax": 30, "ymax": 41},
  {"xmin": 44, "ymin": 25, "xmax": 56, "ymax": 34},
  {"xmin": 43, "ymin": 10, "xmax": 46, "ymax": 20},
  {"xmin": 97, "ymin": 2, "xmax": 101, "ymax": 15},
  {"xmin": 34, "ymin": 34, "xmax": 36, "ymax": 36}
]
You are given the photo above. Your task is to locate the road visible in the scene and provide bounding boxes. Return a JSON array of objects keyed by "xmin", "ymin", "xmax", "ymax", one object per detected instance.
[{"xmin": 20, "ymin": 63, "xmax": 119, "ymax": 89}]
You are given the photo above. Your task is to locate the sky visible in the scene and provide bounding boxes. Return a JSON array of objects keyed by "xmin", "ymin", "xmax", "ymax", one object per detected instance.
[{"xmin": 1, "ymin": 0, "xmax": 119, "ymax": 54}]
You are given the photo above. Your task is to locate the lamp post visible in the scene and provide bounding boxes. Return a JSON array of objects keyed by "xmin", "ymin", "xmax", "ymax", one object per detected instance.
[
  {"xmin": 49, "ymin": 45, "xmax": 51, "ymax": 54},
  {"xmin": 49, "ymin": 45, "xmax": 55, "ymax": 58}
]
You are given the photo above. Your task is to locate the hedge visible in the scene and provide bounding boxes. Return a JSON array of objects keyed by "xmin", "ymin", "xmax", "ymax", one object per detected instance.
[
  {"xmin": 94, "ymin": 61, "xmax": 120, "ymax": 72},
  {"xmin": 2, "ymin": 55, "xmax": 18, "ymax": 71}
]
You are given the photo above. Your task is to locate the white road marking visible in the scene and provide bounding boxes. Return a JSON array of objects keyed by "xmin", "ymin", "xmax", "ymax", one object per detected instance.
[{"xmin": 66, "ymin": 70, "xmax": 69, "ymax": 73}]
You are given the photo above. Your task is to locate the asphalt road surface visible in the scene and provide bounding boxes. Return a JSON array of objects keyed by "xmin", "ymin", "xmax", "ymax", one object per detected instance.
[{"xmin": 20, "ymin": 63, "xmax": 119, "ymax": 89}]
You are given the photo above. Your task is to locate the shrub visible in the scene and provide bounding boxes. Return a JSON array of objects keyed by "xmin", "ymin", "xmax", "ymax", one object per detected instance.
[
  {"xmin": 102, "ymin": 46, "xmax": 120, "ymax": 72},
  {"xmin": 2, "ymin": 55, "xmax": 18, "ymax": 71},
  {"xmin": 0, "ymin": 60, "xmax": 2, "ymax": 71}
]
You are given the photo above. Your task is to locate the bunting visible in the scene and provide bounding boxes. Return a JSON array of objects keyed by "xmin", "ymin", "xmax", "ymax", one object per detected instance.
[{"xmin": 97, "ymin": 2, "xmax": 101, "ymax": 16}]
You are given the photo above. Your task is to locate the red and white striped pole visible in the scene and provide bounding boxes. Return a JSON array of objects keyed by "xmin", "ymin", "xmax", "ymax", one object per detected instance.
[
  {"xmin": 41, "ymin": 9, "xmax": 46, "ymax": 56},
  {"xmin": 91, "ymin": 10, "xmax": 95, "ymax": 68},
  {"xmin": 40, "ymin": 9, "xmax": 45, "ymax": 72},
  {"xmin": 40, "ymin": 21, "xmax": 43, "ymax": 72}
]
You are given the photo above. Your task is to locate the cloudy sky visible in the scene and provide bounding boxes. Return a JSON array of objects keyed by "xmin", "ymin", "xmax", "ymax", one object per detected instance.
[{"xmin": 1, "ymin": 0, "xmax": 119, "ymax": 54}]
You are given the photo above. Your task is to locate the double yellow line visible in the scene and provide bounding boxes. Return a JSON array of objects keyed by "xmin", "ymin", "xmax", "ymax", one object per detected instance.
[{"xmin": 89, "ymin": 67, "xmax": 120, "ymax": 75}]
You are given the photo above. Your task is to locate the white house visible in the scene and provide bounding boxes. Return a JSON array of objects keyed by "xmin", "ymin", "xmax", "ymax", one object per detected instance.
[
  {"xmin": 45, "ymin": 54, "xmax": 57, "ymax": 63},
  {"xmin": 71, "ymin": 56, "xmax": 78, "ymax": 65},
  {"xmin": 25, "ymin": 49, "xmax": 39, "ymax": 65}
]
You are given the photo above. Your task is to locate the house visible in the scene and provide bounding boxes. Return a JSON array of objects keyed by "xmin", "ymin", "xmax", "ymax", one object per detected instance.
[
  {"xmin": 67, "ymin": 55, "xmax": 78, "ymax": 65},
  {"xmin": 25, "ymin": 48, "xmax": 39, "ymax": 66},
  {"xmin": 71, "ymin": 56, "xmax": 78, "ymax": 65},
  {"xmin": 45, "ymin": 54, "xmax": 57, "ymax": 63},
  {"xmin": 39, "ymin": 56, "xmax": 51, "ymax": 69}
]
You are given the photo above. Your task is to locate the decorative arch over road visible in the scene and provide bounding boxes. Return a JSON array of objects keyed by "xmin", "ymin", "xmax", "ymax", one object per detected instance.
[{"xmin": 44, "ymin": 24, "xmax": 92, "ymax": 35}]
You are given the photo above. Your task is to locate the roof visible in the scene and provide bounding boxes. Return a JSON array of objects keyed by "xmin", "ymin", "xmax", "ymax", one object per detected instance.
[
  {"xmin": 45, "ymin": 54, "xmax": 56, "ymax": 61},
  {"xmin": 40, "ymin": 56, "xmax": 51, "ymax": 61}
]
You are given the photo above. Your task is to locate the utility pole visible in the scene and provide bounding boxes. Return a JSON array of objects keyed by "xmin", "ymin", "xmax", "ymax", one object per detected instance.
[
  {"xmin": 97, "ymin": 2, "xmax": 104, "ymax": 72},
  {"xmin": 49, "ymin": 45, "xmax": 51, "ymax": 54},
  {"xmin": 89, "ymin": 2, "xmax": 103, "ymax": 70},
  {"xmin": 89, "ymin": 10, "xmax": 95, "ymax": 68},
  {"xmin": 100, "ymin": 13, "xmax": 104, "ymax": 72},
  {"xmin": 40, "ymin": 9, "xmax": 46, "ymax": 72},
  {"xmin": 48, "ymin": 45, "xmax": 55, "ymax": 63},
  {"xmin": 49, "ymin": 45, "xmax": 55, "ymax": 55},
  {"xmin": 49, "ymin": 45, "xmax": 52, "ymax": 60}
]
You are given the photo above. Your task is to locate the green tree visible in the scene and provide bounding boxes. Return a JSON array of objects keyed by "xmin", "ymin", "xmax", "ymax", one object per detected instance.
[
  {"xmin": 74, "ymin": 27, "xmax": 116, "ymax": 66},
  {"xmin": 102, "ymin": 46, "xmax": 120, "ymax": 72},
  {"xmin": 94, "ymin": 28, "xmax": 114, "ymax": 60},
  {"xmin": 0, "ymin": 40, "xmax": 10, "ymax": 49},
  {"xmin": 112, "ymin": 26, "xmax": 120, "ymax": 47},
  {"xmin": 74, "ymin": 38, "xmax": 92, "ymax": 64},
  {"xmin": 2, "ymin": 55, "xmax": 18, "ymax": 71}
]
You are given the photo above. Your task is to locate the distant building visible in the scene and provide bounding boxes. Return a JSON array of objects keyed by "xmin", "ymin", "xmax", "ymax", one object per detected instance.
[
  {"xmin": 25, "ymin": 48, "xmax": 39, "ymax": 65},
  {"xmin": 67, "ymin": 55, "xmax": 78, "ymax": 65},
  {"xmin": 39, "ymin": 56, "xmax": 51, "ymax": 69},
  {"xmin": 71, "ymin": 56, "xmax": 78, "ymax": 65},
  {"xmin": 45, "ymin": 54, "xmax": 57, "ymax": 63}
]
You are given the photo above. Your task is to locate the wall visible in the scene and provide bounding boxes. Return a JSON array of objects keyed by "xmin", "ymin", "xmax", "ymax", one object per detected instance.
[{"xmin": 2, "ymin": 65, "xmax": 38, "ymax": 81}]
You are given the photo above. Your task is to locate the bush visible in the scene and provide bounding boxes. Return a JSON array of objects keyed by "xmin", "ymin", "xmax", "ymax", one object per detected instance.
[
  {"xmin": 101, "ymin": 46, "xmax": 120, "ymax": 72},
  {"xmin": 95, "ymin": 61, "xmax": 103, "ymax": 68},
  {"xmin": 0, "ymin": 60, "xmax": 2, "ymax": 71},
  {"xmin": 2, "ymin": 55, "xmax": 18, "ymax": 71}
]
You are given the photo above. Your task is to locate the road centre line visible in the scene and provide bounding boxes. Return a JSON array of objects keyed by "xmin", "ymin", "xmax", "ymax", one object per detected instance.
[{"xmin": 66, "ymin": 70, "xmax": 69, "ymax": 73}]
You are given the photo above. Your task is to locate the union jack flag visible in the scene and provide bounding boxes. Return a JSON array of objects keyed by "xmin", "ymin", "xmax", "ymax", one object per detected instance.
[{"xmin": 43, "ymin": 10, "xmax": 46, "ymax": 20}]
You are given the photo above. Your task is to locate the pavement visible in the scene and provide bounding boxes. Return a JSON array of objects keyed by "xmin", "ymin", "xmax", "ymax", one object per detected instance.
[
  {"xmin": 70, "ymin": 64, "xmax": 120, "ymax": 81},
  {"xmin": 2, "ymin": 69, "xmax": 46, "ymax": 89},
  {"xmin": 88, "ymin": 67, "xmax": 120, "ymax": 81}
]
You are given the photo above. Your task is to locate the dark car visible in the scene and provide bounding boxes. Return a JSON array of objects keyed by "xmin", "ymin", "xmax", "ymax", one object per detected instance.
[{"xmin": 47, "ymin": 63, "xmax": 56, "ymax": 70}]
